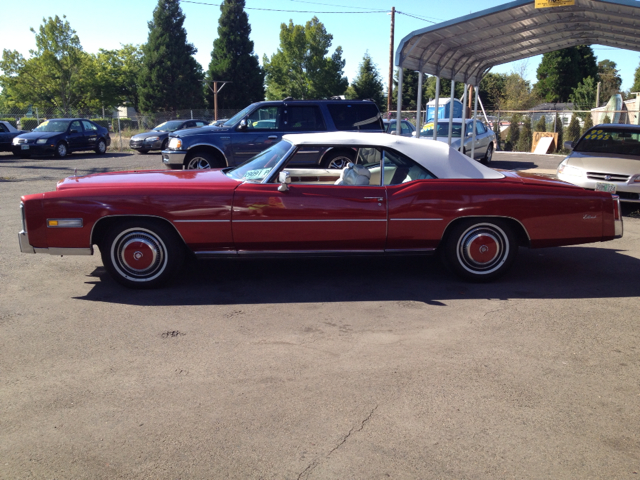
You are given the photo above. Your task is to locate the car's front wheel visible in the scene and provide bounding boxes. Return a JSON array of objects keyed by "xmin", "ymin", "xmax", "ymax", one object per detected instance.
[
  {"xmin": 185, "ymin": 152, "xmax": 221, "ymax": 169},
  {"xmin": 95, "ymin": 139, "xmax": 107, "ymax": 155},
  {"xmin": 55, "ymin": 141, "xmax": 68, "ymax": 158},
  {"xmin": 482, "ymin": 144, "xmax": 493, "ymax": 165},
  {"xmin": 100, "ymin": 219, "xmax": 185, "ymax": 289},
  {"xmin": 442, "ymin": 219, "xmax": 516, "ymax": 282}
]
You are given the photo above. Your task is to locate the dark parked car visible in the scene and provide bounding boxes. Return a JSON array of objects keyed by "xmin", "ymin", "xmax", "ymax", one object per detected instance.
[
  {"xmin": 161, "ymin": 99, "xmax": 384, "ymax": 170},
  {"xmin": 12, "ymin": 118, "xmax": 110, "ymax": 158},
  {"xmin": 0, "ymin": 121, "xmax": 26, "ymax": 153},
  {"xmin": 129, "ymin": 119, "xmax": 208, "ymax": 154}
]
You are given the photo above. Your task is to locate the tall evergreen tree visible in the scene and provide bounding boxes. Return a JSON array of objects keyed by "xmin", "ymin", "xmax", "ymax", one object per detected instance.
[
  {"xmin": 534, "ymin": 46, "xmax": 597, "ymax": 102},
  {"xmin": 346, "ymin": 52, "xmax": 385, "ymax": 109},
  {"xmin": 205, "ymin": 0, "xmax": 264, "ymax": 109},
  {"xmin": 566, "ymin": 115, "xmax": 581, "ymax": 143},
  {"xmin": 554, "ymin": 112, "xmax": 564, "ymax": 152},
  {"xmin": 597, "ymin": 60, "xmax": 622, "ymax": 106},
  {"xmin": 138, "ymin": 0, "xmax": 204, "ymax": 114},
  {"xmin": 535, "ymin": 116, "xmax": 546, "ymax": 132},
  {"xmin": 263, "ymin": 17, "xmax": 348, "ymax": 100},
  {"xmin": 631, "ymin": 61, "xmax": 640, "ymax": 93},
  {"xmin": 517, "ymin": 116, "xmax": 533, "ymax": 152},
  {"xmin": 391, "ymin": 69, "xmax": 430, "ymax": 110}
]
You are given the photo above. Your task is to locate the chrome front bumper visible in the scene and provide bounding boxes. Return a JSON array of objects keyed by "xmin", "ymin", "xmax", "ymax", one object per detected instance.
[
  {"xmin": 18, "ymin": 230, "xmax": 93, "ymax": 255},
  {"xmin": 162, "ymin": 150, "xmax": 186, "ymax": 166}
]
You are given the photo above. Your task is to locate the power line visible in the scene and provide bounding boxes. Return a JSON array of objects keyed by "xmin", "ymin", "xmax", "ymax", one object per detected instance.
[
  {"xmin": 181, "ymin": 0, "xmax": 386, "ymax": 13},
  {"xmin": 288, "ymin": 0, "xmax": 382, "ymax": 11},
  {"xmin": 396, "ymin": 11, "xmax": 438, "ymax": 24}
]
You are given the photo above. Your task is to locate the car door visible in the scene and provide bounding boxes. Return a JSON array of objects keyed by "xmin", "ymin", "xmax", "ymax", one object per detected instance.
[
  {"xmin": 81, "ymin": 120, "xmax": 99, "ymax": 149},
  {"xmin": 231, "ymin": 148, "xmax": 387, "ymax": 252},
  {"xmin": 0, "ymin": 123, "xmax": 8, "ymax": 150},
  {"xmin": 474, "ymin": 122, "xmax": 489, "ymax": 158},
  {"xmin": 66, "ymin": 120, "xmax": 85, "ymax": 151},
  {"xmin": 231, "ymin": 105, "xmax": 283, "ymax": 165}
]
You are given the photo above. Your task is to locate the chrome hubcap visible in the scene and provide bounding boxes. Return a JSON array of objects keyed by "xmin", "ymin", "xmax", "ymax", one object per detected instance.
[
  {"xmin": 457, "ymin": 224, "xmax": 508, "ymax": 275},
  {"xmin": 98, "ymin": 141, "xmax": 106, "ymax": 153},
  {"xmin": 111, "ymin": 229, "xmax": 167, "ymax": 282},
  {"xmin": 58, "ymin": 144, "xmax": 67, "ymax": 156}
]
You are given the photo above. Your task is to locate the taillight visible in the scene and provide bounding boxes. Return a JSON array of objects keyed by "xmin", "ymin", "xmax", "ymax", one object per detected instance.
[{"xmin": 612, "ymin": 194, "xmax": 620, "ymax": 220}]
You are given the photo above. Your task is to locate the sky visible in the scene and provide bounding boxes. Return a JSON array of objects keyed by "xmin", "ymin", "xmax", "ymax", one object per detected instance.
[{"xmin": 2, "ymin": 0, "xmax": 640, "ymax": 94}]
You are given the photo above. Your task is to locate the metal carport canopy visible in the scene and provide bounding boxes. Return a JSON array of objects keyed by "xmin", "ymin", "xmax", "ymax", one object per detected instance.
[{"xmin": 395, "ymin": 0, "xmax": 640, "ymax": 87}]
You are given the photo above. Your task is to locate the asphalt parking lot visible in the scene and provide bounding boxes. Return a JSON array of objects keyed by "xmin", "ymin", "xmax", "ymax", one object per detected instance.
[{"xmin": 1, "ymin": 150, "xmax": 639, "ymax": 479}]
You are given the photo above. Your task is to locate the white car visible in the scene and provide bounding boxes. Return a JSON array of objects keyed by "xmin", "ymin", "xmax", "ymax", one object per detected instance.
[
  {"xmin": 419, "ymin": 118, "xmax": 495, "ymax": 164},
  {"xmin": 558, "ymin": 124, "xmax": 640, "ymax": 203}
]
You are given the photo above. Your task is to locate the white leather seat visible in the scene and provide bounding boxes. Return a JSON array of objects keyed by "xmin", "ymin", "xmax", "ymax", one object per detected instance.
[{"xmin": 334, "ymin": 163, "xmax": 371, "ymax": 186}]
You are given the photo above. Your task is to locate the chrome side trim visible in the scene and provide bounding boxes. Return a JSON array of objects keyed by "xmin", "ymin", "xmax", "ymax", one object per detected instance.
[
  {"xmin": 390, "ymin": 218, "xmax": 443, "ymax": 221},
  {"xmin": 194, "ymin": 249, "xmax": 436, "ymax": 258},
  {"xmin": 173, "ymin": 219, "xmax": 230, "ymax": 223},
  {"xmin": 233, "ymin": 219, "xmax": 386, "ymax": 223},
  {"xmin": 238, "ymin": 249, "xmax": 385, "ymax": 255},
  {"xmin": 385, "ymin": 248, "xmax": 435, "ymax": 253},
  {"xmin": 35, "ymin": 247, "xmax": 93, "ymax": 256}
]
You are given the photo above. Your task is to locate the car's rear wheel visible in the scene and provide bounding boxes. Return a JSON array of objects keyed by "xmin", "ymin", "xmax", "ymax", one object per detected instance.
[
  {"xmin": 186, "ymin": 152, "xmax": 220, "ymax": 169},
  {"xmin": 442, "ymin": 219, "xmax": 516, "ymax": 282},
  {"xmin": 482, "ymin": 144, "xmax": 493, "ymax": 165},
  {"xmin": 321, "ymin": 150, "xmax": 355, "ymax": 169},
  {"xmin": 100, "ymin": 219, "xmax": 185, "ymax": 289},
  {"xmin": 95, "ymin": 139, "xmax": 107, "ymax": 155},
  {"xmin": 55, "ymin": 142, "xmax": 68, "ymax": 158}
]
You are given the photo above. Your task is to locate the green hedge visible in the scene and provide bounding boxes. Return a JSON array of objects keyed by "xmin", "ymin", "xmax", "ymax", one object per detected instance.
[
  {"xmin": 111, "ymin": 117, "xmax": 138, "ymax": 131},
  {"xmin": 90, "ymin": 118, "xmax": 111, "ymax": 130},
  {"xmin": 0, "ymin": 117, "xmax": 18, "ymax": 128},
  {"xmin": 20, "ymin": 118, "xmax": 40, "ymax": 131}
]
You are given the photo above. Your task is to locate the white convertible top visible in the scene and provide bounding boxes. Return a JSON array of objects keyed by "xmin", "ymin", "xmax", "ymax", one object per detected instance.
[{"xmin": 282, "ymin": 132, "xmax": 503, "ymax": 180}]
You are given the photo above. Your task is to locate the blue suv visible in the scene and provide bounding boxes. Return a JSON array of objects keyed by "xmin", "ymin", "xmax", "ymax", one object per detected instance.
[{"xmin": 161, "ymin": 99, "xmax": 383, "ymax": 170}]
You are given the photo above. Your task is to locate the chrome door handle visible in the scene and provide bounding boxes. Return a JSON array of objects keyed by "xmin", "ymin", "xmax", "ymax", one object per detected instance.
[
  {"xmin": 268, "ymin": 135, "xmax": 278, "ymax": 139},
  {"xmin": 364, "ymin": 197, "xmax": 384, "ymax": 201}
]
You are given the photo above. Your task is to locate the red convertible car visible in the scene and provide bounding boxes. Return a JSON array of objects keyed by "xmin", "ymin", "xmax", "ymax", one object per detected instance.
[{"xmin": 19, "ymin": 132, "xmax": 623, "ymax": 288}]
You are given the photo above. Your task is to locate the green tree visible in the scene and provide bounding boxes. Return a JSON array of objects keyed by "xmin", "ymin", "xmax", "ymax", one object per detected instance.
[
  {"xmin": 0, "ymin": 15, "xmax": 94, "ymax": 112},
  {"xmin": 92, "ymin": 44, "xmax": 144, "ymax": 111},
  {"xmin": 581, "ymin": 113, "xmax": 593, "ymax": 134},
  {"xmin": 517, "ymin": 115, "xmax": 533, "ymax": 152},
  {"xmin": 535, "ymin": 116, "xmax": 546, "ymax": 132},
  {"xmin": 505, "ymin": 114, "xmax": 521, "ymax": 151},
  {"xmin": 566, "ymin": 115, "xmax": 581, "ymax": 143},
  {"xmin": 392, "ymin": 69, "xmax": 430, "ymax": 110},
  {"xmin": 555, "ymin": 112, "xmax": 564, "ymax": 152},
  {"xmin": 346, "ymin": 52, "xmax": 385, "ymax": 109},
  {"xmin": 479, "ymin": 72, "xmax": 507, "ymax": 109},
  {"xmin": 569, "ymin": 76, "xmax": 597, "ymax": 113},
  {"xmin": 423, "ymin": 75, "xmax": 465, "ymax": 101},
  {"xmin": 138, "ymin": 0, "xmax": 204, "ymax": 114},
  {"xmin": 264, "ymin": 17, "xmax": 348, "ymax": 100},
  {"xmin": 602, "ymin": 114, "xmax": 612, "ymax": 124},
  {"xmin": 631, "ymin": 61, "xmax": 640, "ymax": 93},
  {"xmin": 597, "ymin": 60, "xmax": 622, "ymax": 106},
  {"xmin": 205, "ymin": 0, "xmax": 264, "ymax": 109},
  {"xmin": 534, "ymin": 46, "xmax": 598, "ymax": 102},
  {"xmin": 502, "ymin": 73, "xmax": 538, "ymax": 110}
]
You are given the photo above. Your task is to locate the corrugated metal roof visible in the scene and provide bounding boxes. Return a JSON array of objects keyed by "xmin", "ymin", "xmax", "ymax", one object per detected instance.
[{"xmin": 395, "ymin": 0, "xmax": 640, "ymax": 86}]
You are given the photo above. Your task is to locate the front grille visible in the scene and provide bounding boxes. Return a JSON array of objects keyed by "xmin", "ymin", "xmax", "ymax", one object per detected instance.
[
  {"xmin": 615, "ymin": 191, "xmax": 640, "ymax": 200},
  {"xmin": 130, "ymin": 140, "xmax": 144, "ymax": 147},
  {"xmin": 587, "ymin": 172, "xmax": 630, "ymax": 182}
]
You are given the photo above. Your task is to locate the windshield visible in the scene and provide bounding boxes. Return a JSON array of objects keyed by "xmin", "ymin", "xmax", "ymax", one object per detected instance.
[
  {"xmin": 575, "ymin": 128, "xmax": 640, "ymax": 156},
  {"xmin": 421, "ymin": 122, "xmax": 463, "ymax": 138},
  {"xmin": 226, "ymin": 140, "xmax": 294, "ymax": 182},
  {"xmin": 153, "ymin": 121, "xmax": 183, "ymax": 132},
  {"xmin": 224, "ymin": 105, "xmax": 253, "ymax": 127},
  {"xmin": 33, "ymin": 120, "xmax": 70, "ymax": 133}
]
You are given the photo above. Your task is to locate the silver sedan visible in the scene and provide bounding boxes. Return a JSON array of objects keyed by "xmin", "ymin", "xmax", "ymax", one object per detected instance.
[{"xmin": 419, "ymin": 119, "xmax": 495, "ymax": 164}]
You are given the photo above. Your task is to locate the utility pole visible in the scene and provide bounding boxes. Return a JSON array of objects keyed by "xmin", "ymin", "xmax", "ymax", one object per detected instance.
[
  {"xmin": 206, "ymin": 81, "xmax": 232, "ymax": 121},
  {"xmin": 387, "ymin": 7, "xmax": 395, "ymax": 117},
  {"xmin": 596, "ymin": 81, "xmax": 601, "ymax": 108},
  {"xmin": 632, "ymin": 92, "xmax": 640, "ymax": 125}
]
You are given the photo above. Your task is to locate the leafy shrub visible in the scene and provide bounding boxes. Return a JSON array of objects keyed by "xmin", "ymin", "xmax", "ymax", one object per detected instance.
[
  {"xmin": 20, "ymin": 118, "xmax": 39, "ymax": 131},
  {"xmin": 566, "ymin": 116, "xmax": 581, "ymax": 143},
  {"xmin": 602, "ymin": 114, "xmax": 611, "ymax": 125},
  {"xmin": 535, "ymin": 116, "xmax": 546, "ymax": 132},
  {"xmin": 516, "ymin": 116, "xmax": 533, "ymax": 152},
  {"xmin": 90, "ymin": 118, "xmax": 111, "ymax": 130},
  {"xmin": 111, "ymin": 117, "xmax": 139, "ymax": 131}
]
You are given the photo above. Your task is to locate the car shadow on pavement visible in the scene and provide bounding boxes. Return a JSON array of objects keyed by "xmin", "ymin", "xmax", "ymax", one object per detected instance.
[
  {"xmin": 76, "ymin": 245, "xmax": 640, "ymax": 306},
  {"xmin": 489, "ymin": 160, "xmax": 538, "ymax": 170}
]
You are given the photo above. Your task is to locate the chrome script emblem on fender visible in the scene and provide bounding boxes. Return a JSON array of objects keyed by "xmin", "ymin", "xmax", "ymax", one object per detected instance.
[
  {"xmin": 583, "ymin": 214, "xmax": 597, "ymax": 220},
  {"xmin": 134, "ymin": 251, "xmax": 144, "ymax": 260}
]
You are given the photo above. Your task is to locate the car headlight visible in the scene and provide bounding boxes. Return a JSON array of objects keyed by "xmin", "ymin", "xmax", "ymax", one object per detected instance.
[
  {"xmin": 557, "ymin": 160, "xmax": 585, "ymax": 178},
  {"xmin": 145, "ymin": 136, "xmax": 160, "ymax": 142},
  {"xmin": 12, "ymin": 137, "xmax": 21, "ymax": 145},
  {"xmin": 168, "ymin": 137, "xmax": 182, "ymax": 150},
  {"xmin": 36, "ymin": 138, "xmax": 48, "ymax": 144}
]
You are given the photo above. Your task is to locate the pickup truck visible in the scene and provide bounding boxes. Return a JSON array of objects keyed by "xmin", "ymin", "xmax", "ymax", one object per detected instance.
[{"xmin": 161, "ymin": 99, "xmax": 384, "ymax": 170}]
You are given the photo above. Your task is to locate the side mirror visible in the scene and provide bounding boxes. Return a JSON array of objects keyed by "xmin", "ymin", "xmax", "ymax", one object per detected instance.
[
  {"xmin": 70, "ymin": 128, "xmax": 79, "ymax": 134},
  {"xmin": 564, "ymin": 140, "xmax": 575, "ymax": 150},
  {"xmin": 238, "ymin": 119, "xmax": 248, "ymax": 130},
  {"xmin": 278, "ymin": 170, "xmax": 291, "ymax": 192}
]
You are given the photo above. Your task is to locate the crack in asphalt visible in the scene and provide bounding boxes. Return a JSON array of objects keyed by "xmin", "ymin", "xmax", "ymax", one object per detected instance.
[{"xmin": 296, "ymin": 404, "xmax": 378, "ymax": 480}]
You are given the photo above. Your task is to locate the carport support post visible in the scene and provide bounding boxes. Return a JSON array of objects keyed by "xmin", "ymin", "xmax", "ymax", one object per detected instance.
[
  {"xmin": 459, "ymin": 84, "xmax": 468, "ymax": 152},
  {"xmin": 447, "ymin": 79, "xmax": 455, "ymax": 146},
  {"xmin": 433, "ymin": 76, "xmax": 440, "ymax": 140},
  {"xmin": 415, "ymin": 71, "xmax": 423, "ymax": 138},
  {"xmin": 396, "ymin": 67, "xmax": 403, "ymax": 135},
  {"xmin": 471, "ymin": 86, "xmax": 479, "ymax": 160}
]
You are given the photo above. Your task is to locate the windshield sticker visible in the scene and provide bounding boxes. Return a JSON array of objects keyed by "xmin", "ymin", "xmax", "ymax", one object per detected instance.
[{"xmin": 244, "ymin": 168, "xmax": 271, "ymax": 180}]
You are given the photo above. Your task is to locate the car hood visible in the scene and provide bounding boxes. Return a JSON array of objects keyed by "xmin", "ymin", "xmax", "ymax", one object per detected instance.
[
  {"xmin": 55, "ymin": 168, "xmax": 239, "ymax": 192},
  {"xmin": 564, "ymin": 150, "xmax": 640, "ymax": 175},
  {"xmin": 17, "ymin": 131, "xmax": 62, "ymax": 140},
  {"xmin": 131, "ymin": 131, "xmax": 169, "ymax": 140}
]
